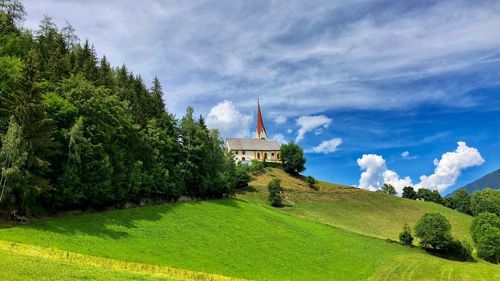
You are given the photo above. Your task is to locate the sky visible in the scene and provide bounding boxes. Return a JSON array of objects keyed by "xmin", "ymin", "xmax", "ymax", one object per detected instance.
[{"xmin": 22, "ymin": 0, "xmax": 500, "ymax": 195}]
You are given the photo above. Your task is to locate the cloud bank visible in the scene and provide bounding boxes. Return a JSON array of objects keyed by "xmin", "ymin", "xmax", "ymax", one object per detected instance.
[{"xmin": 357, "ymin": 142, "xmax": 484, "ymax": 193}]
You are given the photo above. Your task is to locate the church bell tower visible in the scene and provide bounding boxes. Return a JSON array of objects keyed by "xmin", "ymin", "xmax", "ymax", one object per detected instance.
[{"xmin": 255, "ymin": 100, "xmax": 268, "ymax": 139}]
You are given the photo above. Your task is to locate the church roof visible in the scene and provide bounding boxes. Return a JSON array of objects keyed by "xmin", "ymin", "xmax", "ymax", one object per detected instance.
[{"xmin": 226, "ymin": 138, "xmax": 280, "ymax": 151}]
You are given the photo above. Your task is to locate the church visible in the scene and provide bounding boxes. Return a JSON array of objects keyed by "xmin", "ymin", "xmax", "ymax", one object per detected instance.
[{"xmin": 226, "ymin": 102, "xmax": 281, "ymax": 163}]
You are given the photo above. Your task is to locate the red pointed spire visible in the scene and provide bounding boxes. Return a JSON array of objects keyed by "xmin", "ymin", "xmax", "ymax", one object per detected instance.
[{"xmin": 256, "ymin": 99, "xmax": 267, "ymax": 139}]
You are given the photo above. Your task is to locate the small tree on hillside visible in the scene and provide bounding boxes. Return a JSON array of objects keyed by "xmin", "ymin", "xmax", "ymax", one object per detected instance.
[
  {"xmin": 306, "ymin": 175, "xmax": 318, "ymax": 190},
  {"xmin": 402, "ymin": 186, "xmax": 417, "ymax": 200},
  {"xmin": 399, "ymin": 223, "xmax": 414, "ymax": 246},
  {"xmin": 377, "ymin": 183, "xmax": 396, "ymax": 196},
  {"xmin": 415, "ymin": 212, "xmax": 452, "ymax": 250},
  {"xmin": 268, "ymin": 178, "xmax": 284, "ymax": 207},
  {"xmin": 444, "ymin": 189, "xmax": 472, "ymax": 215},
  {"xmin": 417, "ymin": 188, "xmax": 442, "ymax": 204},
  {"xmin": 280, "ymin": 143, "xmax": 306, "ymax": 175}
]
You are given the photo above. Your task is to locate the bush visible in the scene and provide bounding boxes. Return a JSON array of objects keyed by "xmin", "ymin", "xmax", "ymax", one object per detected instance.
[
  {"xmin": 470, "ymin": 212, "xmax": 500, "ymax": 263},
  {"xmin": 249, "ymin": 161, "xmax": 265, "ymax": 173},
  {"xmin": 470, "ymin": 212, "xmax": 499, "ymax": 243},
  {"xmin": 399, "ymin": 223, "xmax": 414, "ymax": 246},
  {"xmin": 306, "ymin": 176, "xmax": 318, "ymax": 190},
  {"xmin": 234, "ymin": 165, "xmax": 251, "ymax": 189},
  {"xmin": 268, "ymin": 179, "xmax": 284, "ymax": 207},
  {"xmin": 402, "ymin": 186, "xmax": 417, "ymax": 200},
  {"xmin": 446, "ymin": 240, "xmax": 473, "ymax": 261},
  {"xmin": 280, "ymin": 143, "xmax": 306, "ymax": 175},
  {"xmin": 471, "ymin": 188, "xmax": 500, "ymax": 216},
  {"xmin": 415, "ymin": 212, "xmax": 453, "ymax": 250},
  {"xmin": 476, "ymin": 225, "xmax": 500, "ymax": 263}
]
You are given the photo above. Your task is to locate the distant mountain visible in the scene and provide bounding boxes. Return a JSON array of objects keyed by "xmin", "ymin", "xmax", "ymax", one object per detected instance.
[{"xmin": 457, "ymin": 169, "xmax": 500, "ymax": 194}]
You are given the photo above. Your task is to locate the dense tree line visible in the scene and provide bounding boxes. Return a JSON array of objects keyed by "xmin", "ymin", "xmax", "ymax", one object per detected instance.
[{"xmin": 0, "ymin": 1, "xmax": 243, "ymax": 215}]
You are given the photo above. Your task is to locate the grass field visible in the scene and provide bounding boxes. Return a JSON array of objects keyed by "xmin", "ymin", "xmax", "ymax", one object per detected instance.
[
  {"xmin": 0, "ymin": 167, "xmax": 498, "ymax": 280},
  {"xmin": 244, "ymin": 168, "xmax": 473, "ymax": 242}
]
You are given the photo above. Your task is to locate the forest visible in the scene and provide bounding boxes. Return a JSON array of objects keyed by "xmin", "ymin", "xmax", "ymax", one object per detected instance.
[{"xmin": 0, "ymin": 1, "xmax": 243, "ymax": 215}]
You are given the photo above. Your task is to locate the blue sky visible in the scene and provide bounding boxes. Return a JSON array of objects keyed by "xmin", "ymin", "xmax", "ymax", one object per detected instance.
[{"xmin": 23, "ymin": 0, "xmax": 500, "ymax": 194}]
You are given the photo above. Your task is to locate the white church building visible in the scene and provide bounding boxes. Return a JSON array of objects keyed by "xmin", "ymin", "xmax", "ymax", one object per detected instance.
[{"xmin": 226, "ymin": 102, "xmax": 281, "ymax": 163}]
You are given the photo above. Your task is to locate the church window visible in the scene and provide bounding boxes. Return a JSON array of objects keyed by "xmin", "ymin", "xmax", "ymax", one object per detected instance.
[
  {"xmin": 242, "ymin": 157, "xmax": 246, "ymax": 161},
  {"xmin": 242, "ymin": 151, "xmax": 246, "ymax": 155},
  {"xmin": 257, "ymin": 152, "xmax": 260, "ymax": 159},
  {"xmin": 264, "ymin": 153, "xmax": 268, "ymax": 159},
  {"xmin": 235, "ymin": 151, "xmax": 239, "ymax": 155},
  {"xmin": 277, "ymin": 153, "xmax": 280, "ymax": 159}
]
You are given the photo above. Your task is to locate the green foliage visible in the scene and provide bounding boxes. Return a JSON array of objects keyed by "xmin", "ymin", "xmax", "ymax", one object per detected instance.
[
  {"xmin": 415, "ymin": 212, "xmax": 453, "ymax": 250},
  {"xmin": 471, "ymin": 188, "xmax": 500, "ymax": 216},
  {"xmin": 446, "ymin": 239, "xmax": 473, "ymax": 261},
  {"xmin": 280, "ymin": 142, "xmax": 306, "ymax": 175},
  {"xmin": 402, "ymin": 186, "xmax": 417, "ymax": 200},
  {"xmin": 377, "ymin": 183, "xmax": 396, "ymax": 195},
  {"xmin": 443, "ymin": 189, "xmax": 472, "ymax": 215},
  {"xmin": 470, "ymin": 212, "xmax": 500, "ymax": 263},
  {"xmin": 399, "ymin": 223, "xmax": 413, "ymax": 246},
  {"xmin": 306, "ymin": 175, "xmax": 318, "ymax": 190},
  {"xmin": 417, "ymin": 188, "xmax": 442, "ymax": 204},
  {"xmin": 268, "ymin": 178, "xmax": 283, "ymax": 207},
  {"xmin": 0, "ymin": 5, "xmax": 236, "ymax": 213},
  {"xmin": 234, "ymin": 164, "xmax": 251, "ymax": 189},
  {"xmin": 249, "ymin": 160, "xmax": 265, "ymax": 173}
]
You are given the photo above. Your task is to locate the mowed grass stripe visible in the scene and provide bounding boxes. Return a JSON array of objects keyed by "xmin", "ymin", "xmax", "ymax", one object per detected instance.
[{"xmin": 0, "ymin": 240, "xmax": 248, "ymax": 281}]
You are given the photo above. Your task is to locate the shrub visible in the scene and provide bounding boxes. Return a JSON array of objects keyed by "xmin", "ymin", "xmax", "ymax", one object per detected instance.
[
  {"xmin": 470, "ymin": 212, "xmax": 500, "ymax": 263},
  {"xmin": 471, "ymin": 212, "xmax": 499, "ymax": 243},
  {"xmin": 306, "ymin": 176, "xmax": 318, "ymax": 190},
  {"xmin": 417, "ymin": 188, "xmax": 442, "ymax": 204},
  {"xmin": 402, "ymin": 186, "xmax": 417, "ymax": 200},
  {"xmin": 268, "ymin": 179, "xmax": 284, "ymax": 207},
  {"xmin": 446, "ymin": 240, "xmax": 473, "ymax": 261},
  {"xmin": 415, "ymin": 212, "xmax": 452, "ymax": 250},
  {"xmin": 249, "ymin": 161, "xmax": 265, "ymax": 173},
  {"xmin": 234, "ymin": 165, "xmax": 251, "ymax": 189},
  {"xmin": 399, "ymin": 223, "xmax": 414, "ymax": 246},
  {"xmin": 471, "ymin": 188, "xmax": 500, "ymax": 216},
  {"xmin": 280, "ymin": 143, "xmax": 306, "ymax": 175},
  {"xmin": 476, "ymin": 224, "xmax": 500, "ymax": 263}
]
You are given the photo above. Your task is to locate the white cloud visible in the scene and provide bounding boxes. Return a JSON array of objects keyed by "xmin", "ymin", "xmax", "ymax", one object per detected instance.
[
  {"xmin": 416, "ymin": 141, "xmax": 485, "ymax": 192},
  {"xmin": 271, "ymin": 133, "xmax": 288, "ymax": 145},
  {"xmin": 357, "ymin": 154, "xmax": 413, "ymax": 193},
  {"xmin": 310, "ymin": 138, "xmax": 343, "ymax": 154},
  {"xmin": 206, "ymin": 100, "xmax": 252, "ymax": 139},
  {"xmin": 358, "ymin": 142, "xmax": 484, "ymax": 194},
  {"xmin": 401, "ymin": 151, "xmax": 417, "ymax": 159},
  {"xmin": 274, "ymin": 116, "xmax": 287, "ymax": 125},
  {"xmin": 287, "ymin": 128, "xmax": 293, "ymax": 134},
  {"xmin": 295, "ymin": 115, "xmax": 332, "ymax": 142}
]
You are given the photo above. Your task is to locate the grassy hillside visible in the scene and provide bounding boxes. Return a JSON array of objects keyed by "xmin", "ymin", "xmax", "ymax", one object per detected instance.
[
  {"xmin": 243, "ymin": 168, "xmax": 474, "ymax": 242},
  {"xmin": 0, "ymin": 168, "xmax": 498, "ymax": 280},
  {"xmin": 0, "ymin": 198, "xmax": 498, "ymax": 281},
  {"xmin": 0, "ymin": 200, "xmax": 411, "ymax": 281}
]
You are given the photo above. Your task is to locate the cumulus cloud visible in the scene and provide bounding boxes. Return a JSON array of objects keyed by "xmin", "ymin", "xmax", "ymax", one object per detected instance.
[
  {"xmin": 357, "ymin": 142, "xmax": 484, "ymax": 194},
  {"xmin": 357, "ymin": 154, "xmax": 413, "ymax": 193},
  {"xmin": 295, "ymin": 115, "xmax": 332, "ymax": 142},
  {"xmin": 416, "ymin": 141, "xmax": 485, "ymax": 192},
  {"xmin": 206, "ymin": 100, "xmax": 252, "ymax": 138},
  {"xmin": 310, "ymin": 138, "xmax": 343, "ymax": 154}
]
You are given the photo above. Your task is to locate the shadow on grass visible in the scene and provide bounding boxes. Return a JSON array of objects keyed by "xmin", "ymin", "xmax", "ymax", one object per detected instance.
[{"xmin": 4, "ymin": 199, "xmax": 241, "ymax": 240}]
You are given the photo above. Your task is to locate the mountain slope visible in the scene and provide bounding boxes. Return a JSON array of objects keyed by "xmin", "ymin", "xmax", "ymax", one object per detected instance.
[{"xmin": 457, "ymin": 169, "xmax": 500, "ymax": 194}]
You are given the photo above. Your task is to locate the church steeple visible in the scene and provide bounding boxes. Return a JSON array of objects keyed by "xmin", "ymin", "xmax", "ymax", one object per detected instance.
[{"xmin": 256, "ymin": 100, "xmax": 267, "ymax": 139}]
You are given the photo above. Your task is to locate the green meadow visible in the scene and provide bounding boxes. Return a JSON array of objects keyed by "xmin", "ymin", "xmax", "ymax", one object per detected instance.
[{"xmin": 0, "ymin": 168, "xmax": 498, "ymax": 280}]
